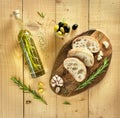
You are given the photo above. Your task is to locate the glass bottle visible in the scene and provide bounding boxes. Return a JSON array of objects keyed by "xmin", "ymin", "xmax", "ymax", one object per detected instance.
[{"xmin": 13, "ymin": 10, "xmax": 45, "ymax": 78}]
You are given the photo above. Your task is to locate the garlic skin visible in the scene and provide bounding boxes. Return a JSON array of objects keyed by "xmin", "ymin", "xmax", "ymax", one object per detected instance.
[
  {"xmin": 102, "ymin": 41, "xmax": 109, "ymax": 49},
  {"xmin": 13, "ymin": 10, "xmax": 21, "ymax": 19}
]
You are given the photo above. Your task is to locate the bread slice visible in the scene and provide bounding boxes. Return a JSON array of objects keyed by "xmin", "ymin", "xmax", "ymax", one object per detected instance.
[
  {"xmin": 63, "ymin": 57, "xmax": 87, "ymax": 82},
  {"xmin": 72, "ymin": 36, "xmax": 100, "ymax": 53},
  {"xmin": 67, "ymin": 48, "xmax": 94, "ymax": 67}
]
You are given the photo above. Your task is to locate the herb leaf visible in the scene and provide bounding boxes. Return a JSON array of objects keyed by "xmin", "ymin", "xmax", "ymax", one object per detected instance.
[
  {"xmin": 37, "ymin": 11, "xmax": 45, "ymax": 18},
  {"xmin": 63, "ymin": 101, "xmax": 71, "ymax": 105},
  {"xmin": 11, "ymin": 77, "xmax": 47, "ymax": 105},
  {"xmin": 76, "ymin": 58, "xmax": 110, "ymax": 90}
]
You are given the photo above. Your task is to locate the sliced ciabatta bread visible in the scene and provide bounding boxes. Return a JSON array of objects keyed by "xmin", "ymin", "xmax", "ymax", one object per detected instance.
[
  {"xmin": 63, "ymin": 57, "xmax": 87, "ymax": 82},
  {"xmin": 72, "ymin": 36, "xmax": 100, "ymax": 53},
  {"xmin": 67, "ymin": 48, "xmax": 94, "ymax": 67}
]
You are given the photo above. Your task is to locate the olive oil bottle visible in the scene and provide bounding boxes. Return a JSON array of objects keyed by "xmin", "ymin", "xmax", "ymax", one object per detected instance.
[{"xmin": 13, "ymin": 10, "xmax": 45, "ymax": 78}]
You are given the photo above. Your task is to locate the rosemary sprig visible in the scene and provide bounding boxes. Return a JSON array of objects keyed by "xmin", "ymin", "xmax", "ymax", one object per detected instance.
[
  {"xmin": 63, "ymin": 101, "xmax": 71, "ymax": 105},
  {"xmin": 37, "ymin": 11, "xmax": 45, "ymax": 18},
  {"xmin": 76, "ymin": 58, "xmax": 110, "ymax": 90},
  {"xmin": 11, "ymin": 77, "xmax": 47, "ymax": 105}
]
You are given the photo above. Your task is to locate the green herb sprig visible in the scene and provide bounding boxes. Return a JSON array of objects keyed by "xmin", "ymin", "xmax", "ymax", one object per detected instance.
[
  {"xmin": 63, "ymin": 101, "xmax": 71, "ymax": 105},
  {"xmin": 76, "ymin": 58, "xmax": 110, "ymax": 90},
  {"xmin": 37, "ymin": 11, "xmax": 45, "ymax": 18},
  {"xmin": 11, "ymin": 77, "xmax": 47, "ymax": 105}
]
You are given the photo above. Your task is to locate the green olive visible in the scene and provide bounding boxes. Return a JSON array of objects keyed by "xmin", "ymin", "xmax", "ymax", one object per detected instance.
[
  {"xmin": 63, "ymin": 21, "xmax": 68, "ymax": 26},
  {"xmin": 57, "ymin": 31, "xmax": 62, "ymax": 36},
  {"xmin": 60, "ymin": 27, "xmax": 65, "ymax": 33},
  {"xmin": 54, "ymin": 25, "xmax": 59, "ymax": 32}
]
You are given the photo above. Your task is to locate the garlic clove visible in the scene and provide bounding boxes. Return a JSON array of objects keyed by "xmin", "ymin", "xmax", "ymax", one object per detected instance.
[
  {"xmin": 51, "ymin": 82, "xmax": 56, "ymax": 87},
  {"xmin": 57, "ymin": 76, "xmax": 61, "ymax": 81},
  {"xmin": 55, "ymin": 87, "xmax": 61, "ymax": 93},
  {"xmin": 59, "ymin": 79, "xmax": 63, "ymax": 84},
  {"xmin": 51, "ymin": 79, "xmax": 55, "ymax": 83},
  {"xmin": 55, "ymin": 75, "xmax": 59, "ymax": 78},
  {"xmin": 52, "ymin": 76, "xmax": 57, "ymax": 81},
  {"xmin": 58, "ymin": 83, "xmax": 63, "ymax": 87}
]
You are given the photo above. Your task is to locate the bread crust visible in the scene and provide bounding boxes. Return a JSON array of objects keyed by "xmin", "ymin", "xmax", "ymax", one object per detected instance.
[
  {"xmin": 72, "ymin": 36, "xmax": 100, "ymax": 53},
  {"xmin": 67, "ymin": 47, "xmax": 94, "ymax": 67},
  {"xmin": 63, "ymin": 57, "xmax": 87, "ymax": 82}
]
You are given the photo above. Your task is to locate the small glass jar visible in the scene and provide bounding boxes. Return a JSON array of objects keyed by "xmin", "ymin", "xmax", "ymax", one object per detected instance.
[{"xmin": 54, "ymin": 21, "xmax": 70, "ymax": 38}]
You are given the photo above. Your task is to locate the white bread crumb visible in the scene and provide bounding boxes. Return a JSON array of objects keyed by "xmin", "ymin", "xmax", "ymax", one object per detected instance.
[
  {"xmin": 97, "ymin": 55, "xmax": 102, "ymax": 61},
  {"xmin": 99, "ymin": 50, "xmax": 103, "ymax": 57},
  {"xmin": 102, "ymin": 41, "xmax": 109, "ymax": 49},
  {"xmin": 97, "ymin": 50, "xmax": 104, "ymax": 61}
]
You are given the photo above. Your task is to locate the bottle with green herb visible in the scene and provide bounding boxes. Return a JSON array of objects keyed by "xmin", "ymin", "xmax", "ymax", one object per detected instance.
[{"xmin": 13, "ymin": 10, "xmax": 45, "ymax": 78}]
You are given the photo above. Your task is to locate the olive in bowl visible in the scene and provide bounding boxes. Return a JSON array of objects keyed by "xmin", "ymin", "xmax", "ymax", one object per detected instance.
[{"xmin": 54, "ymin": 22, "xmax": 70, "ymax": 38}]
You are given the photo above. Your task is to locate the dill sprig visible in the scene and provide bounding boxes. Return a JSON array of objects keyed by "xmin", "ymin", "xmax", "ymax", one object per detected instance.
[
  {"xmin": 10, "ymin": 77, "xmax": 47, "ymax": 105},
  {"xmin": 76, "ymin": 58, "xmax": 110, "ymax": 90},
  {"xmin": 63, "ymin": 101, "xmax": 71, "ymax": 105},
  {"xmin": 37, "ymin": 11, "xmax": 45, "ymax": 18}
]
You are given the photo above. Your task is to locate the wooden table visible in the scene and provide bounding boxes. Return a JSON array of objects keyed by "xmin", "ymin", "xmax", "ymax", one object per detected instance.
[{"xmin": 0, "ymin": 0, "xmax": 120, "ymax": 118}]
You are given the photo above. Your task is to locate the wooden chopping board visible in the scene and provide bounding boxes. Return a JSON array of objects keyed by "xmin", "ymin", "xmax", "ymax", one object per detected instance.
[{"xmin": 50, "ymin": 29, "xmax": 112, "ymax": 97}]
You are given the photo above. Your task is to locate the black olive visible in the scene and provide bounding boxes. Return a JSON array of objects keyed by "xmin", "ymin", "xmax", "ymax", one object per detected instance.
[
  {"xmin": 58, "ymin": 22, "xmax": 64, "ymax": 27},
  {"xmin": 57, "ymin": 27, "xmax": 60, "ymax": 32},
  {"xmin": 64, "ymin": 26, "xmax": 70, "ymax": 33},
  {"xmin": 72, "ymin": 24, "xmax": 78, "ymax": 30}
]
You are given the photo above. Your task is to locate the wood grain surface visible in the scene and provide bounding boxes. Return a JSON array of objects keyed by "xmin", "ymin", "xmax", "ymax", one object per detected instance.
[{"xmin": 0, "ymin": 0, "xmax": 120, "ymax": 118}]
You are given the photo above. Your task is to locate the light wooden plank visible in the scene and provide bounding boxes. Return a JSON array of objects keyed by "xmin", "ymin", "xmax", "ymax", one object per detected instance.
[
  {"xmin": 55, "ymin": 0, "xmax": 89, "ymax": 54},
  {"xmin": 23, "ymin": 0, "xmax": 56, "ymax": 118},
  {"xmin": 55, "ymin": 0, "xmax": 89, "ymax": 118},
  {"xmin": 0, "ymin": 0, "xmax": 23, "ymax": 118},
  {"xmin": 89, "ymin": 0, "xmax": 120, "ymax": 118}
]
